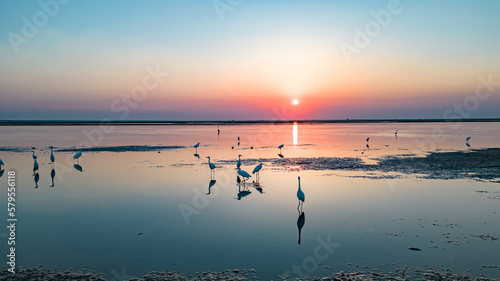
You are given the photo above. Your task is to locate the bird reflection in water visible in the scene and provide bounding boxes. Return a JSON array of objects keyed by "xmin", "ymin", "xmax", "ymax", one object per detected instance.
[
  {"xmin": 34, "ymin": 172, "xmax": 40, "ymax": 188},
  {"xmin": 194, "ymin": 153, "xmax": 200, "ymax": 159},
  {"xmin": 74, "ymin": 164, "xmax": 83, "ymax": 172},
  {"xmin": 206, "ymin": 179, "xmax": 216, "ymax": 195},
  {"xmin": 33, "ymin": 158, "xmax": 39, "ymax": 175},
  {"xmin": 50, "ymin": 168, "xmax": 56, "ymax": 187},
  {"xmin": 236, "ymin": 184, "xmax": 251, "ymax": 200},
  {"xmin": 236, "ymin": 175, "xmax": 251, "ymax": 200},
  {"xmin": 252, "ymin": 182, "xmax": 263, "ymax": 193},
  {"xmin": 297, "ymin": 210, "xmax": 305, "ymax": 245}
]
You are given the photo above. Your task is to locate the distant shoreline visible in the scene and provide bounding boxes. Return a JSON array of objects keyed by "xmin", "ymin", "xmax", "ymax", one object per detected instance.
[{"xmin": 0, "ymin": 118, "xmax": 499, "ymax": 126}]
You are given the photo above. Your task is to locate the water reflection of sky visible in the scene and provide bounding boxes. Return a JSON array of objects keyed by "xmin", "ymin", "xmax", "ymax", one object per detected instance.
[{"xmin": 0, "ymin": 123, "xmax": 499, "ymax": 279}]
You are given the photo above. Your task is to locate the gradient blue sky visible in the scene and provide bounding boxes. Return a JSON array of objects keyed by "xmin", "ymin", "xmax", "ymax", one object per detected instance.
[{"xmin": 0, "ymin": 0, "xmax": 499, "ymax": 120}]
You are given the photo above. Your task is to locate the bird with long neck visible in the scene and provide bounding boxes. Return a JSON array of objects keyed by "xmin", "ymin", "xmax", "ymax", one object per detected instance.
[
  {"xmin": 237, "ymin": 167, "xmax": 251, "ymax": 183},
  {"xmin": 252, "ymin": 163, "xmax": 263, "ymax": 183},
  {"xmin": 206, "ymin": 156, "xmax": 216, "ymax": 179},
  {"xmin": 237, "ymin": 154, "xmax": 242, "ymax": 169},
  {"xmin": 297, "ymin": 176, "xmax": 305, "ymax": 211},
  {"xmin": 50, "ymin": 146, "xmax": 55, "ymax": 164},
  {"xmin": 32, "ymin": 151, "xmax": 37, "ymax": 160}
]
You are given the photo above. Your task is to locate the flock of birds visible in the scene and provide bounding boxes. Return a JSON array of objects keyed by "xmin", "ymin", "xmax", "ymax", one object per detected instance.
[
  {"xmin": 0, "ymin": 131, "xmax": 476, "ymax": 245},
  {"xmin": 196, "ymin": 138, "xmax": 305, "ymax": 210},
  {"xmin": 0, "ymin": 147, "xmax": 83, "ymax": 188},
  {"xmin": 0, "ymin": 131, "xmax": 473, "ymax": 192}
]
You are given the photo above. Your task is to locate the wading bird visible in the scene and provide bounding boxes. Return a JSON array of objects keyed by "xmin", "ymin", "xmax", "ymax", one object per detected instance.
[
  {"xmin": 206, "ymin": 156, "xmax": 216, "ymax": 179},
  {"xmin": 278, "ymin": 144, "xmax": 284, "ymax": 153},
  {"xmin": 50, "ymin": 146, "xmax": 55, "ymax": 164},
  {"xmin": 237, "ymin": 154, "xmax": 242, "ymax": 169},
  {"xmin": 466, "ymin": 136, "xmax": 471, "ymax": 142},
  {"xmin": 395, "ymin": 130, "xmax": 398, "ymax": 136},
  {"xmin": 297, "ymin": 176, "xmax": 305, "ymax": 211},
  {"xmin": 237, "ymin": 167, "xmax": 251, "ymax": 183},
  {"xmin": 33, "ymin": 158, "xmax": 39, "ymax": 174},
  {"xmin": 252, "ymin": 163, "xmax": 263, "ymax": 183},
  {"xmin": 32, "ymin": 151, "xmax": 37, "ymax": 160},
  {"xmin": 74, "ymin": 151, "xmax": 82, "ymax": 164},
  {"xmin": 194, "ymin": 142, "xmax": 200, "ymax": 153}
]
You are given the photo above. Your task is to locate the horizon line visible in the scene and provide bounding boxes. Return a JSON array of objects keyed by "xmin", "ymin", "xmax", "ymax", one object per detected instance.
[{"xmin": 1, "ymin": 118, "xmax": 500, "ymax": 126}]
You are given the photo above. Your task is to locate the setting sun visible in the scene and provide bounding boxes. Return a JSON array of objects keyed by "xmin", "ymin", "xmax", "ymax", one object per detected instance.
[{"xmin": 292, "ymin": 99, "xmax": 299, "ymax": 105}]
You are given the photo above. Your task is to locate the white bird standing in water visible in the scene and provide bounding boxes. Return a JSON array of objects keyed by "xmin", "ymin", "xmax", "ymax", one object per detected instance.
[
  {"xmin": 206, "ymin": 156, "xmax": 216, "ymax": 178},
  {"xmin": 74, "ymin": 151, "xmax": 82, "ymax": 164},
  {"xmin": 194, "ymin": 142, "xmax": 200, "ymax": 152},
  {"xmin": 297, "ymin": 176, "xmax": 305, "ymax": 210},
  {"xmin": 237, "ymin": 154, "xmax": 242, "ymax": 169},
  {"xmin": 278, "ymin": 144, "xmax": 284, "ymax": 153},
  {"xmin": 50, "ymin": 146, "xmax": 55, "ymax": 163},
  {"xmin": 252, "ymin": 163, "xmax": 263, "ymax": 182},
  {"xmin": 237, "ymin": 167, "xmax": 251, "ymax": 183},
  {"xmin": 74, "ymin": 151, "xmax": 82, "ymax": 159}
]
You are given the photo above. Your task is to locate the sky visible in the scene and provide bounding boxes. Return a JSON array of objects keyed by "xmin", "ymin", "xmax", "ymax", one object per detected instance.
[{"xmin": 0, "ymin": 0, "xmax": 499, "ymax": 120}]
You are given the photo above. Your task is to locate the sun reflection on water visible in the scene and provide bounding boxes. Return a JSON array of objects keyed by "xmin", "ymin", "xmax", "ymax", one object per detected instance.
[{"xmin": 293, "ymin": 122, "xmax": 298, "ymax": 146}]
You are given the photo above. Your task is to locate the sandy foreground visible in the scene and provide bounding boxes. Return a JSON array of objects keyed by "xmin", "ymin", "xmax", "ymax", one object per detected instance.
[{"xmin": 1, "ymin": 265, "xmax": 499, "ymax": 281}]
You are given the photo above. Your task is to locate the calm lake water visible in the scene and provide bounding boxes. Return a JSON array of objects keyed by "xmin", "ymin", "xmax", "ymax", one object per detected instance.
[{"xmin": 0, "ymin": 122, "xmax": 499, "ymax": 280}]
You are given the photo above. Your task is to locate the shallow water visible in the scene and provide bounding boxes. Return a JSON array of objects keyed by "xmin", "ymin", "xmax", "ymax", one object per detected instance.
[{"xmin": 0, "ymin": 122, "xmax": 499, "ymax": 280}]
